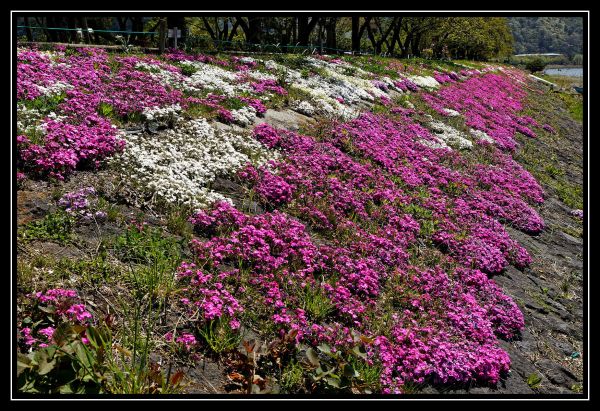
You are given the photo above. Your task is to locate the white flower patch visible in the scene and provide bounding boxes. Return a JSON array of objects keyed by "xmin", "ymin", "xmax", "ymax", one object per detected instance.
[
  {"xmin": 239, "ymin": 56, "xmax": 257, "ymax": 65},
  {"xmin": 443, "ymin": 108, "xmax": 461, "ymax": 117},
  {"xmin": 47, "ymin": 111, "xmax": 68, "ymax": 122},
  {"xmin": 36, "ymin": 81, "xmax": 73, "ymax": 97},
  {"xmin": 246, "ymin": 69, "xmax": 279, "ymax": 82},
  {"xmin": 16, "ymin": 104, "xmax": 47, "ymax": 136},
  {"xmin": 470, "ymin": 128, "xmax": 495, "ymax": 144},
  {"xmin": 306, "ymin": 57, "xmax": 390, "ymax": 102},
  {"xmin": 113, "ymin": 117, "xmax": 276, "ymax": 208},
  {"xmin": 142, "ymin": 104, "xmax": 182, "ymax": 122},
  {"xmin": 231, "ymin": 106, "xmax": 257, "ymax": 127},
  {"xmin": 264, "ymin": 60, "xmax": 303, "ymax": 83},
  {"xmin": 290, "ymin": 84, "xmax": 359, "ymax": 121},
  {"xmin": 182, "ymin": 61, "xmax": 252, "ymax": 96},
  {"xmin": 306, "ymin": 57, "xmax": 372, "ymax": 79},
  {"xmin": 290, "ymin": 100, "xmax": 316, "ymax": 116},
  {"xmin": 407, "ymin": 75, "xmax": 440, "ymax": 89},
  {"xmin": 135, "ymin": 61, "xmax": 186, "ymax": 87},
  {"xmin": 426, "ymin": 118, "xmax": 473, "ymax": 150},
  {"xmin": 263, "ymin": 58, "xmax": 382, "ymax": 117},
  {"xmin": 419, "ymin": 138, "xmax": 450, "ymax": 150}
]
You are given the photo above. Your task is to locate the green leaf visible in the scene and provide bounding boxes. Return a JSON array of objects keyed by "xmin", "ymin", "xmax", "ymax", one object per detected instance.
[
  {"xmin": 39, "ymin": 305, "xmax": 56, "ymax": 314},
  {"xmin": 343, "ymin": 364, "xmax": 359, "ymax": 379},
  {"xmin": 59, "ymin": 384, "xmax": 74, "ymax": 394},
  {"xmin": 305, "ymin": 348, "xmax": 320, "ymax": 367},
  {"xmin": 317, "ymin": 344, "xmax": 332, "ymax": 355},
  {"xmin": 37, "ymin": 356, "xmax": 57, "ymax": 375},
  {"xmin": 325, "ymin": 376, "xmax": 340, "ymax": 388},
  {"xmin": 352, "ymin": 345, "xmax": 368, "ymax": 359},
  {"xmin": 17, "ymin": 353, "xmax": 32, "ymax": 377},
  {"xmin": 74, "ymin": 342, "xmax": 94, "ymax": 369},
  {"xmin": 54, "ymin": 323, "xmax": 76, "ymax": 346}
]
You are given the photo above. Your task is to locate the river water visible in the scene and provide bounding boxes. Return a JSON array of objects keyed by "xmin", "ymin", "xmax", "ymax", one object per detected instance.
[{"xmin": 544, "ymin": 67, "xmax": 583, "ymax": 77}]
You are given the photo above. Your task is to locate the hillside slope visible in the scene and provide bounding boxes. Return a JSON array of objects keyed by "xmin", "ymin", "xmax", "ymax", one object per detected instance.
[{"xmin": 15, "ymin": 47, "xmax": 584, "ymax": 395}]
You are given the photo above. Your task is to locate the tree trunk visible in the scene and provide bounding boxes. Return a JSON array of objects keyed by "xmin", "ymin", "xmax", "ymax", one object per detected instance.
[
  {"xmin": 222, "ymin": 18, "xmax": 229, "ymax": 42},
  {"xmin": 317, "ymin": 19, "xmax": 323, "ymax": 53},
  {"xmin": 228, "ymin": 19, "xmax": 239, "ymax": 41},
  {"xmin": 298, "ymin": 17, "xmax": 319, "ymax": 47},
  {"xmin": 351, "ymin": 17, "xmax": 359, "ymax": 52},
  {"xmin": 45, "ymin": 17, "xmax": 55, "ymax": 42},
  {"xmin": 325, "ymin": 18, "xmax": 337, "ymax": 53},
  {"xmin": 67, "ymin": 17, "xmax": 77, "ymax": 43},
  {"xmin": 23, "ymin": 17, "xmax": 33, "ymax": 41},
  {"xmin": 298, "ymin": 17, "xmax": 309, "ymax": 46},
  {"xmin": 402, "ymin": 32, "xmax": 413, "ymax": 57},
  {"xmin": 411, "ymin": 32, "xmax": 422, "ymax": 56},
  {"xmin": 55, "ymin": 17, "xmax": 68, "ymax": 42},
  {"xmin": 366, "ymin": 22, "xmax": 377, "ymax": 53},
  {"xmin": 247, "ymin": 17, "xmax": 262, "ymax": 44},
  {"xmin": 158, "ymin": 18, "xmax": 167, "ymax": 53},
  {"xmin": 388, "ymin": 18, "xmax": 402, "ymax": 56},
  {"xmin": 237, "ymin": 17, "xmax": 262, "ymax": 44},
  {"xmin": 352, "ymin": 17, "xmax": 371, "ymax": 54},
  {"xmin": 202, "ymin": 17, "xmax": 216, "ymax": 40},
  {"xmin": 117, "ymin": 17, "xmax": 128, "ymax": 32},
  {"xmin": 131, "ymin": 16, "xmax": 143, "ymax": 44}
]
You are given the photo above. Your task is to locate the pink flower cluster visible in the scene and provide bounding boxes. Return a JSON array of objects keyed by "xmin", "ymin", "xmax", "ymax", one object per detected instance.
[
  {"xmin": 176, "ymin": 333, "xmax": 198, "ymax": 350},
  {"xmin": 182, "ymin": 108, "xmax": 537, "ymax": 390},
  {"xmin": 239, "ymin": 96, "xmax": 267, "ymax": 115},
  {"xmin": 163, "ymin": 48, "xmax": 231, "ymax": 67},
  {"xmin": 239, "ymin": 163, "xmax": 294, "ymax": 207},
  {"xmin": 394, "ymin": 79, "xmax": 419, "ymax": 92},
  {"xmin": 283, "ymin": 110, "xmax": 537, "ymax": 274},
  {"xmin": 187, "ymin": 93, "xmax": 266, "ymax": 123},
  {"xmin": 19, "ymin": 288, "xmax": 93, "ymax": 349},
  {"xmin": 422, "ymin": 71, "xmax": 542, "ymax": 151},
  {"xmin": 433, "ymin": 71, "xmax": 458, "ymax": 84},
  {"xmin": 366, "ymin": 267, "xmax": 523, "ymax": 392},
  {"xmin": 189, "ymin": 200, "xmax": 248, "ymax": 235},
  {"xmin": 16, "ymin": 48, "xmax": 141, "ymax": 179},
  {"xmin": 250, "ymin": 79, "xmax": 288, "ymax": 96},
  {"xmin": 17, "ymin": 115, "xmax": 125, "ymax": 180},
  {"xmin": 30, "ymin": 288, "xmax": 93, "ymax": 324},
  {"xmin": 58, "ymin": 186, "xmax": 107, "ymax": 221},
  {"xmin": 570, "ymin": 209, "xmax": 583, "ymax": 219},
  {"xmin": 176, "ymin": 261, "xmax": 244, "ymax": 329}
]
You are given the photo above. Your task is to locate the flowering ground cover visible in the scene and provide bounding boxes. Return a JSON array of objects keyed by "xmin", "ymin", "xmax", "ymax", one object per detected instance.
[{"xmin": 16, "ymin": 46, "xmax": 583, "ymax": 395}]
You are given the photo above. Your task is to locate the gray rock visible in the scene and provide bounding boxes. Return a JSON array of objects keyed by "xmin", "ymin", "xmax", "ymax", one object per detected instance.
[
  {"xmin": 146, "ymin": 121, "xmax": 159, "ymax": 134},
  {"xmin": 525, "ymin": 300, "xmax": 549, "ymax": 314},
  {"xmin": 124, "ymin": 127, "xmax": 143, "ymax": 134},
  {"xmin": 558, "ymin": 231, "xmax": 583, "ymax": 245},
  {"xmin": 537, "ymin": 359, "xmax": 578, "ymax": 387},
  {"xmin": 255, "ymin": 109, "xmax": 315, "ymax": 131}
]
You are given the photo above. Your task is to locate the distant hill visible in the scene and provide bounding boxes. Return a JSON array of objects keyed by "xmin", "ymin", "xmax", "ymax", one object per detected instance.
[{"xmin": 508, "ymin": 17, "xmax": 583, "ymax": 57}]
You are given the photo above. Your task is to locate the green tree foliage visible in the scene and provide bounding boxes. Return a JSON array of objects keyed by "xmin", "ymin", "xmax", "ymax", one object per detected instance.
[
  {"xmin": 525, "ymin": 58, "xmax": 547, "ymax": 73},
  {"xmin": 18, "ymin": 15, "xmax": 518, "ymax": 61},
  {"xmin": 509, "ymin": 17, "xmax": 583, "ymax": 57},
  {"xmin": 442, "ymin": 17, "xmax": 514, "ymax": 60}
]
